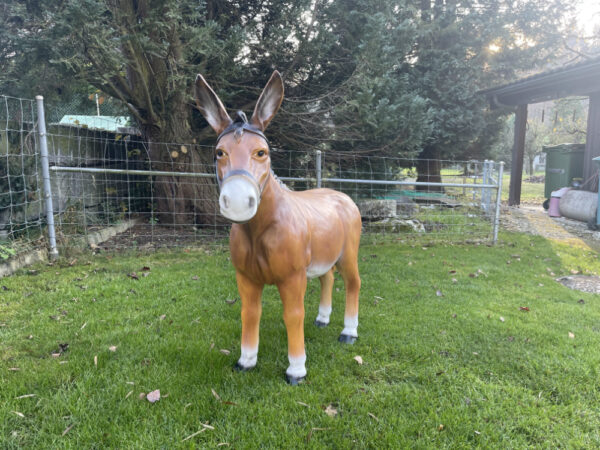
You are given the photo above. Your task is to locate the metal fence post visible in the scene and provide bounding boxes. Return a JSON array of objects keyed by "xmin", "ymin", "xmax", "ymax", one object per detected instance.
[
  {"xmin": 480, "ymin": 160, "xmax": 488, "ymax": 211},
  {"xmin": 493, "ymin": 161, "xmax": 505, "ymax": 245},
  {"xmin": 35, "ymin": 95, "xmax": 59, "ymax": 260},
  {"xmin": 316, "ymin": 150, "xmax": 322, "ymax": 188}
]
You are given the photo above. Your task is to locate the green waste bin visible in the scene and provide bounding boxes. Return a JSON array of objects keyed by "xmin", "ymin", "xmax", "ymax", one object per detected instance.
[{"xmin": 543, "ymin": 144, "xmax": 585, "ymax": 199}]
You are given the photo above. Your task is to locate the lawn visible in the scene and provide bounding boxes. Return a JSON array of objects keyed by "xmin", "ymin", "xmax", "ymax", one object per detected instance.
[
  {"xmin": 2, "ymin": 233, "xmax": 600, "ymax": 448},
  {"xmin": 500, "ymin": 172, "xmax": 546, "ymax": 205}
]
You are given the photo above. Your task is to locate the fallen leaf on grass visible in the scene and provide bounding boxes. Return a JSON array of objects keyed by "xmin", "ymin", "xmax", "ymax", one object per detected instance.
[
  {"xmin": 8, "ymin": 367, "xmax": 20, "ymax": 371},
  {"xmin": 568, "ymin": 332, "xmax": 575, "ymax": 339},
  {"xmin": 438, "ymin": 424, "xmax": 445, "ymax": 431},
  {"xmin": 62, "ymin": 424, "xmax": 74, "ymax": 436},
  {"xmin": 125, "ymin": 390, "xmax": 133, "ymax": 399},
  {"xmin": 499, "ymin": 316, "xmax": 505, "ymax": 322},
  {"xmin": 191, "ymin": 275, "xmax": 199, "ymax": 280},
  {"xmin": 578, "ymin": 299, "xmax": 585, "ymax": 304},
  {"xmin": 141, "ymin": 266, "xmax": 151, "ymax": 271},
  {"xmin": 519, "ymin": 307, "xmax": 530, "ymax": 312},
  {"xmin": 109, "ymin": 346, "xmax": 117, "ymax": 352},
  {"xmin": 324, "ymin": 404, "xmax": 338, "ymax": 417},
  {"xmin": 128, "ymin": 272, "xmax": 139, "ymax": 280},
  {"xmin": 353, "ymin": 355, "xmax": 363, "ymax": 365},
  {"xmin": 12, "ymin": 411, "xmax": 24, "ymax": 418},
  {"xmin": 147, "ymin": 389, "xmax": 160, "ymax": 403},
  {"xmin": 159, "ymin": 314, "xmax": 166, "ymax": 321},
  {"xmin": 15, "ymin": 394, "xmax": 35, "ymax": 399},
  {"xmin": 80, "ymin": 322, "xmax": 87, "ymax": 330},
  {"xmin": 211, "ymin": 388, "xmax": 221, "ymax": 401},
  {"xmin": 182, "ymin": 429, "xmax": 207, "ymax": 442},
  {"xmin": 219, "ymin": 349, "xmax": 230, "ymax": 355},
  {"xmin": 297, "ymin": 401, "xmax": 309, "ymax": 407},
  {"xmin": 436, "ymin": 290, "xmax": 443, "ymax": 297},
  {"xmin": 217, "ymin": 444, "xmax": 230, "ymax": 447},
  {"xmin": 94, "ymin": 355, "xmax": 98, "ymax": 366},
  {"xmin": 368, "ymin": 412, "xmax": 379, "ymax": 421},
  {"xmin": 139, "ymin": 392, "xmax": 146, "ymax": 400},
  {"xmin": 225, "ymin": 298, "xmax": 237, "ymax": 305}
]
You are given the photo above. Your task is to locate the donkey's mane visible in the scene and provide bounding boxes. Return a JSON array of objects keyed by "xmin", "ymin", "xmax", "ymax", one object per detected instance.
[{"xmin": 271, "ymin": 169, "xmax": 291, "ymax": 191}]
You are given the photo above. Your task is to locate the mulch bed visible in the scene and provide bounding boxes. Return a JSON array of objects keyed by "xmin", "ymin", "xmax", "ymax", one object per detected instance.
[{"xmin": 557, "ymin": 275, "xmax": 600, "ymax": 294}]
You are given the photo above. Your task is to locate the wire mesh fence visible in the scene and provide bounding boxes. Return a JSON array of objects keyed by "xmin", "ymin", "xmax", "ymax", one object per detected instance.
[
  {"xmin": 0, "ymin": 94, "xmax": 504, "ymax": 267},
  {"xmin": 0, "ymin": 95, "xmax": 45, "ymax": 261}
]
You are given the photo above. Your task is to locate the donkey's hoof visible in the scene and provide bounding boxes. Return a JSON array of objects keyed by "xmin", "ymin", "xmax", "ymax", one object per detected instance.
[
  {"xmin": 286, "ymin": 374, "xmax": 306, "ymax": 386},
  {"xmin": 338, "ymin": 334, "xmax": 357, "ymax": 344},
  {"xmin": 233, "ymin": 362, "xmax": 254, "ymax": 372},
  {"xmin": 314, "ymin": 319, "xmax": 328, "ymax": 328}
]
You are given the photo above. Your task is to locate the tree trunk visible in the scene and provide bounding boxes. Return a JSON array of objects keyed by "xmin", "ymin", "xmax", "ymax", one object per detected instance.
[
  {"xmin": 142, "ymin": 106, "xmax": 221, "ymax": 226},
  {"xmin": 416, "ymin": 145, "xmax": 444, "ymax": 192}
]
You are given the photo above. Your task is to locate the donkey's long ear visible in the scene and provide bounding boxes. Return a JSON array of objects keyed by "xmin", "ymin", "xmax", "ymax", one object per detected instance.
[
  {"xmin": 195, "ymin": 74, "xmax": 232, "ymax": 135},
  {"xmin": 250, "ymin": 71, "xmax": 284, "ymax": 131}
]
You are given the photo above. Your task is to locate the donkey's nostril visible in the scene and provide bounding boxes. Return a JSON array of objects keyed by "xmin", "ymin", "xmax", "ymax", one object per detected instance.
[
  {"xmin": 248, "ymin": 197, "xmax": 255, "ymax": 208},
  {"xmin": 222, "ymin": 195, "xmax": 230, "ymax": 209}
]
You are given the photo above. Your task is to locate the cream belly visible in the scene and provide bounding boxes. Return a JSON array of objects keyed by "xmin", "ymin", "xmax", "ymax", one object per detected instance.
[{"xmin": 306, "ymin": 261, "xmax": 335, "ymax": 279}]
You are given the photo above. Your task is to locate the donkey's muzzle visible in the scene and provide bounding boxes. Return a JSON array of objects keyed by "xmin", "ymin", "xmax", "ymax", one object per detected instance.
[{"xmin": 219, "ymin": 170, "xmax": 260, "ymax": 223}]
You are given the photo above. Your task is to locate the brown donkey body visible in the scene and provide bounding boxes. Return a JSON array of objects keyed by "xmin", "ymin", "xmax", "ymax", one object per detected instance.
[{"xmin": 195, "ymin": 71, "xmax": 361, "ymax": 384}]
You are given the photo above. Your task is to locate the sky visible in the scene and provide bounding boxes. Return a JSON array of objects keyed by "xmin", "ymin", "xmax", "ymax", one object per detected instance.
[{"xmin": 577, "ymin": 0, "xmax": 600, "ymax": 35}]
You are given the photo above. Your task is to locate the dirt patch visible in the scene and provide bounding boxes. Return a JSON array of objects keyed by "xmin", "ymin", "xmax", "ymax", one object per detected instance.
[
  {"xmin": 557, "ymin": 275, "xmax": 600, "ymax": 294},
  {"xmin": 524, "ymin": 175, "xmax": 545, "ymax": 183},
  {"xmin": 97, "ymin": 223, "xmax": 229, "ymax": 250}
]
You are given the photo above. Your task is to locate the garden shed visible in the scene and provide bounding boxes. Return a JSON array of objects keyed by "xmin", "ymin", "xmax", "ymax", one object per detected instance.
[{"xmin": 481, "ymin": 56, "xmax": 600, "ymax": 205}]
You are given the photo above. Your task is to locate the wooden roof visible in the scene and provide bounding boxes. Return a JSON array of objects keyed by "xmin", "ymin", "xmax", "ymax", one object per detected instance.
[{"xmin": 481, "ymin": 56, "xmax": 600, "ymax": 107}]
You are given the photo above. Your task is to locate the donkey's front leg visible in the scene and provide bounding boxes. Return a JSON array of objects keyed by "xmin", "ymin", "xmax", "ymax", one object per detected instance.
[
  {"xmin": 277, "ymin": 273, "xmax": 308, "ymax": 385},
  {"xmin": 235, "ymin": 271, "xmax": 264, "ymax": 372}
]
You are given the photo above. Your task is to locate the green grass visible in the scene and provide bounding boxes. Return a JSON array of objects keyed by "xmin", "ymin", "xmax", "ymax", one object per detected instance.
[
  {"xmin": 501, "ymin": 172, "xmax": 545, "ymax": 204},
  {"xmin": 2, "ymin": 234, "xmax": 600, "ymax": 448}
]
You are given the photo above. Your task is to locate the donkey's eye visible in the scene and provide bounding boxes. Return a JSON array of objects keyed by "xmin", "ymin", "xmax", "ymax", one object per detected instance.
[
  {"xmin": 216, "ymin": 149, "xmax": 225, "ymax": 158},
  {"xmin": 257, "ymin": 150, "xmax": 266, "ymax": 157}
]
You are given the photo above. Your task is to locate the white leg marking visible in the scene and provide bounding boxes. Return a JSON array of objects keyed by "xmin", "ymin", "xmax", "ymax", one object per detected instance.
[
  {"xmin": 237, "ymin": 345, "xmax": 258, "ymax": 369},
  {"xmin": 286, "ymin": 353, "xmax": 307, "ymax": 378},
  {"xmin": 315, "ymin": 305, "xmax": 332, "ymax": 324},
  {"xmin": 341, "ymin": 315, "xmax": 358, "ymax": 337}
]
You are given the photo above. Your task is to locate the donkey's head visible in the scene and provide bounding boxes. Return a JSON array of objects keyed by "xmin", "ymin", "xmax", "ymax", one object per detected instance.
[{"xmin": 195, "ymin": 71, "xmax": 284, "ymax": 223}]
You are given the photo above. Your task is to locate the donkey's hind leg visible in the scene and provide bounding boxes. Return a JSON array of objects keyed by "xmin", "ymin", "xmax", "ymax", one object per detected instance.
[
  {"xmin": 314, "ymin": 268, "xmax": 334, "ymax": 328},
  {"xmin": 337, "ymin": 247, "xmax": 361, "ymax": 344}
]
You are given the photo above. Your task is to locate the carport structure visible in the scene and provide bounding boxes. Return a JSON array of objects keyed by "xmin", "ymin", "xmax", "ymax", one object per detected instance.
[{"xmin": 481, "ymin": 56, "xmax": 600, "ymax": 206}]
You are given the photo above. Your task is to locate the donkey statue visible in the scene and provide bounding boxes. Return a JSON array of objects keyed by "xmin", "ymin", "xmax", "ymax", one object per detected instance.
[{"xmin": 194, "ymin": 71, "xmax": 361, "ymax": 384}]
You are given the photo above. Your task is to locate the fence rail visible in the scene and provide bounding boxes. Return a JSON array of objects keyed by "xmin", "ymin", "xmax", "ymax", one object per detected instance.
[{"xmin": 0, "ymin": 94, "xmax": 505, "ymax": 268}]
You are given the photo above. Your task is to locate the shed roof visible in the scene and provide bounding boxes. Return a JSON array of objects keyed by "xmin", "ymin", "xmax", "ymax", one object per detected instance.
[
  {"xmin": 56, "ymin": 115, "xmax": 140, "ymax": 135},
  {"xmin": 481, "ymin": 56, "xmax": 600, "ymax": 107}
]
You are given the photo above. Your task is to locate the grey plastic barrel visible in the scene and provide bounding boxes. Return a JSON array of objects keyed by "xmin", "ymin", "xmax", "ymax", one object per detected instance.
[{"xmin": 558, "ymin": 190, "xmax": 597, "ymax": 223}]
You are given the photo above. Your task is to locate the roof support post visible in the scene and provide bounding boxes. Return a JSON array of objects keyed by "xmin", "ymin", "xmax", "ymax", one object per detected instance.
[
  {"xmin": 508, "ymin": 104, "xmax": 527, "ymax": 206},
  {"xmin": 583, "ymin": 92, "xmax": 600, "ymax": 191}
]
